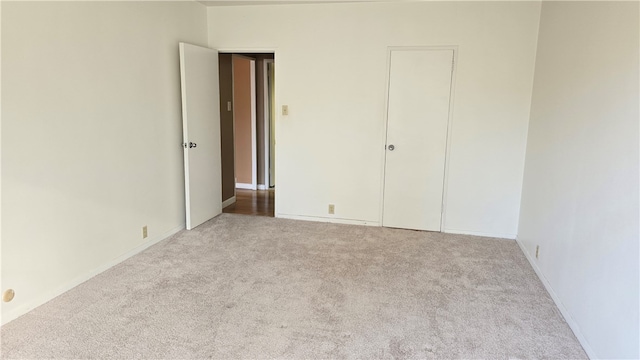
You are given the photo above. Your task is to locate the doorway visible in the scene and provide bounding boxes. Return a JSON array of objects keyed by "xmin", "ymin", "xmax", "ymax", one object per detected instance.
[
  {"xmin": 382, "ymin": 48, "xmax": 455, "ymax": 231},
  {"xmin": 218, "ymin": 52, "xmax": 276, "ymax": 217}
]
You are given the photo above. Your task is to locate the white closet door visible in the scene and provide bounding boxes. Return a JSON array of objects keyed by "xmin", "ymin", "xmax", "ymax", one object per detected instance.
[
  {"xmin": 382, "ymin": 49, "xmax": 454, "ymax": 231},
  {"xmin": 179, "ymin": 43, "xmax": 222, "ymax": 230}
]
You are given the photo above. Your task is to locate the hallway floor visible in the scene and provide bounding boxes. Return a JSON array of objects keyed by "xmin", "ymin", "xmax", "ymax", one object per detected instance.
[{"xmin": 223, "ymin": 189, "xmax": 274, "ymax": 217}]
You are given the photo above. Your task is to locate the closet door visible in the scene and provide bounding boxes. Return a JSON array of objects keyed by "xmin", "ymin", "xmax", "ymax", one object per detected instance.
[{"xmin": 382, "ymin": 49, "xmax": 454, "ymax": 231}]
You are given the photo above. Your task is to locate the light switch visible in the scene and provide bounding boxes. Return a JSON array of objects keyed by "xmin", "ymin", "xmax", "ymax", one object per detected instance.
[
  {"xmin": 227, "ymin": 101, "xmax": 232, "ymax": 112},
  {"xmin": 282, "ymin": 105, "xmax": 289, "ymax": 116}
]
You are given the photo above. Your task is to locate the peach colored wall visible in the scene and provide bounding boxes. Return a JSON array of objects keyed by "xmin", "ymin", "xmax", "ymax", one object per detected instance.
[
  {"xmin": 255, "ymin": 57, "xmax": 265, "ymax": 186},
  {"xmin": 232, "ymin": 56, "xmax": 253, "ymax": 185}
]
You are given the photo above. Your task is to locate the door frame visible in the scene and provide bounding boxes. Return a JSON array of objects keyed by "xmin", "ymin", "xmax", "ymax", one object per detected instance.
[
  {"xmin": 378, "ymin": 46, "xmax": 458, "ymax": 231},
  {"xmin": 230, "ymin": 54, "xmax": 258, "ymax": 190},
  {"xmin": 263, "ymin": 58, "xmax": 275, "ymax": 190}
]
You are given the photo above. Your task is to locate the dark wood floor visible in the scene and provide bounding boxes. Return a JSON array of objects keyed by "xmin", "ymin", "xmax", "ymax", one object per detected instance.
[{"xmin": 223, "ymin": 189, "xmax": 275, "ymax": 217}]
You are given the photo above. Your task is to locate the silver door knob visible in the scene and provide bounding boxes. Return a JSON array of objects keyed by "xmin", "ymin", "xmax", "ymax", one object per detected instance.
[
  {"xmin": 189, "ymin": 142, "xmax": 197, "ymax": 148},
  {"xmin": 388, "ymin": 144, "xmax": 395, "ymax": 151}
]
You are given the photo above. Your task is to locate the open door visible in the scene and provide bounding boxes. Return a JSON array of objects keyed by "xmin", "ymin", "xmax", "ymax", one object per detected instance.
[
  {"xmin": 179, "ymin": 43, "xmax": 222, "ymax": 230},
  {"xmin": 268, "ymin": 60, "xmax": 276, "ymax": 188}
]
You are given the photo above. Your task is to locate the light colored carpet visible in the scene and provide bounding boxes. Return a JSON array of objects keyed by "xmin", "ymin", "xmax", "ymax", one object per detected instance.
[{"xmin": 1, "ymin": 214, "xmax": 586, "ymax": 359}]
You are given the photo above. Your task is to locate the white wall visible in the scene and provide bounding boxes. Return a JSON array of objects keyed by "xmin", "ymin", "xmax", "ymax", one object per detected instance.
[
  {"xmin": 208, "ymin": 1, "xmax": 541, "ymax": 238},
  {"xmin": 518, "ymin": 2, "xmax": 639, "ymax": 359},
  {"xmin": 1, "ymin": 1, "xmax": 208, "ymax": 323}
]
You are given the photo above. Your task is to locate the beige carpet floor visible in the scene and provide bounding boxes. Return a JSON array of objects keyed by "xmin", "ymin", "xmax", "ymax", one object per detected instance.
[{"xmin": 1, "ymin": 214, "xmax": 586, "ymax": 359}]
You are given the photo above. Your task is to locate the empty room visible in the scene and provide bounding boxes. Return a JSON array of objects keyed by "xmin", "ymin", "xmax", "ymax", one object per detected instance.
[{"xmin": 1, "ymin": 0, "xmax": 638, "ymax": 359}]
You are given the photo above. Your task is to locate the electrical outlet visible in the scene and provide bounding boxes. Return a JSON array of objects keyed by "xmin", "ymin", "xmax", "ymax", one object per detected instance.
[
  {"xmin": 328, "ymin": 204, "xmax": 335, "ymax": 215},
  {"xmin": 535, "ymin": 245, "xmax": 540, "ymax": 259},
  {"xmin": 142, "ymin": 226, "xmax": 148, "ymax": 239},
  {"xmin": 282, "ymin": 105, "xmax": 289, "ymax": 116},
  {"xmin": 227, "ymin": 101, "xmax": 232, "ymax": 112}
]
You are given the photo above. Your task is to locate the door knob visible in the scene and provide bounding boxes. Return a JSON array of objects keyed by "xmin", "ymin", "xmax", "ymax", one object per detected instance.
[
  {"xmin": 189, "ymin": 142, "xmax": 197, "ymax": 148},
  {"xmin": 388, "ymin": 144, "xmax": 395, "ymax": 151}
]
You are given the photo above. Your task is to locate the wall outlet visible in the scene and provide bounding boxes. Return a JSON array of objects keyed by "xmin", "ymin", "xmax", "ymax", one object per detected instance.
[
  {"xmin": 282, "ymin": 105, "xmax": 289, "ymax": 116},
  {"xmin": 142, "ymin": 226, "xmax": 148, "ymax": 239},
  {"xmin": 328, "ymin": 204, "xmax": 335, "ymax": 214},
  {"xmin": 535, "ymin": 245, "xmax": 540, "ymax": 259},
  {"xmin": 227, "ymin": 101, "xmax": 232, "ymax": 112}
]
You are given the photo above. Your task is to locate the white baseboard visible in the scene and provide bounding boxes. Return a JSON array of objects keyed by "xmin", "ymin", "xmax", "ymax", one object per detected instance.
[
  {"xmin": 443, "ymin": 228, "xmax": 516, "ymax": 240},
  {"xmin": 1, "ymin": 224, "xmax": 185, "ymax": 326},
  {"xmin": 221, "ymin": 196, "xmax": 236, "ymax": 208},
  {"xmin": 257, "ymin": 184, "xmax": 268, "ymax": 190},
  {"xmin": 273, "ymin": 216, "xmax": 514, "ymax": 237},
  {"xmin": 515, "ymin": 238, "xmax": 595, "ymax": 359},
  {"xmin": 276, "ymin": 213, "xmax": 379, "ymax": 227},
  {"xmin": 236, "ymin": 183, "xmax": 256, "ymax": 190}
]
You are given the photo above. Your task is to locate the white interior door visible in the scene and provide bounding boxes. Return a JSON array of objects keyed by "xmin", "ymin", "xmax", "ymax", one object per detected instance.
[
  {"xmin": 382, "ymin": 49, "xmax": 454, "ymax": 231},
  {"xmin": 179, "ymin": 43, "xmax": 222, "ymax": 230},
  {"xmin": 268, "ymin": 61, "xmax": 276, "ymax": 188}
]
